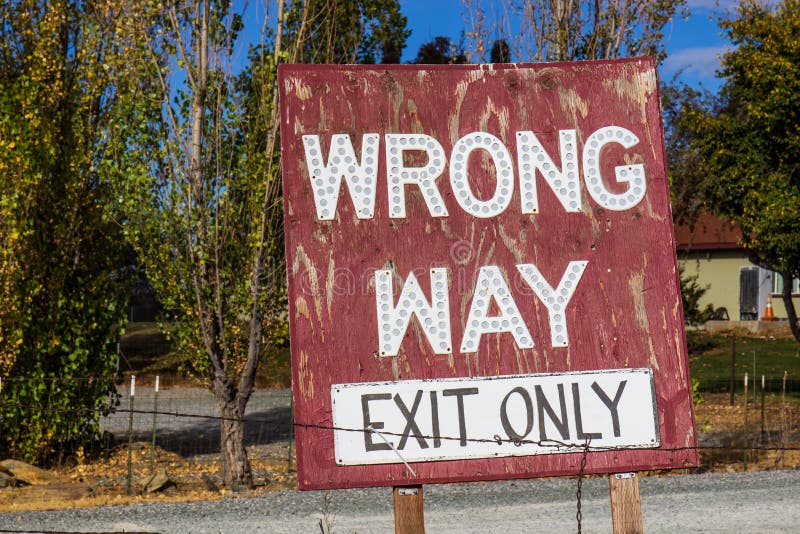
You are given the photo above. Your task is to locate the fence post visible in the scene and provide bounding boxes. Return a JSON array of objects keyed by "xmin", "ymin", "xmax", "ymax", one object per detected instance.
[
  {"xmin": 127, "ymin": 375, "xmax": 135, "ymax": 495},
  {"xmin": 760, "ymin": 375, "xmax": 765, "ymax": 446},
  {"xmin": 743, "ymin": 373, "xmax": 748, "ymax": 471},
  {"xmin": 151, "ymin": 375, "xmax": 159, "ymax": 472},
  {"xmin": 729, "ymin": 334, "xmax": 736, "ymax": 406},
  {"xmin": 782, "ymin": 371, "xmax": 788, "ymax": 468},
  {"xmin": 287, "ymin": 394, "xmax": 294, "ymax": 472},
  {"xmin": 752, "ymin": 352, "xmax": 757, "ymax": 407}
]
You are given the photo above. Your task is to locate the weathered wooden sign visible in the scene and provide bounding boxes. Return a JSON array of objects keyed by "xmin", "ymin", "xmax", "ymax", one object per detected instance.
[{"xmin": 279, "ymin": 58, "xmax": 698, "ymax": 491}]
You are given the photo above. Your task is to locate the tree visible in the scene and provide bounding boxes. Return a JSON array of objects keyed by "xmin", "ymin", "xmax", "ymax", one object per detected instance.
[
  {"xmin": 686, "ymin": 0, "xmax": 800, "ymax": 342},
  {"xmin": 111, "ymin": 0, "xmax": 409, "ymax": 486},
  {"xmin": 108, "ymin": 0, "xmax": 283, "ymax": 487},
  {"xmin": 0, "ymin": 1, "xmax": 130, "ymax": 462},
  {"xmin": 413, "ymin": 36, "xmax": 468, "ymax": 64},
  {"xmin": 490, "ymin": 39, "xmax": 511, "ymax": 63},
  {"xmin": 461, "ymin": 0, "xmax": 687, "ymax": 63},
  {"xmin": 679, "ymin": 267, "xmax": 715, "ymax": 326},
  {"xmin": 661, "ymin": 82, "xmax": 713, "ymax": 226},
  {"xmin": 284, "ymin": 0, "xmax": 409, "ymax": 64}
]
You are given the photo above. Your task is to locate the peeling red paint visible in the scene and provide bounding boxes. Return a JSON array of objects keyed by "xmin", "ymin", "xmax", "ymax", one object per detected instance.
[{"xmin": 279, "ymin": 58, "xmax": 697, "ymax": 490}]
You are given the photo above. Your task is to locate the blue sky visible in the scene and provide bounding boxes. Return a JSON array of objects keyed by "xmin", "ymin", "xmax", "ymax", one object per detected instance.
[
  {"xmin": 236, "ymin": 0, "xmax": 757, "ymax": 92},
  {"xmin": 399, "ymin": 0, "xmax": 743, "ymax": 91}
]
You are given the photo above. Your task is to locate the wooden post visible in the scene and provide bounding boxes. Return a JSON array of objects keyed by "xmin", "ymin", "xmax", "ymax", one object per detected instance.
[
  {"xmin": 729, "ymin": 334, "xmax": 736, "ymax": 406},
  {"xmin": 393, "ymin": 485, "xmax": 425, "ymax": 534},
  {"xmin": 609, "ymin": 473, "xmax": 643, "ymax": 534}
]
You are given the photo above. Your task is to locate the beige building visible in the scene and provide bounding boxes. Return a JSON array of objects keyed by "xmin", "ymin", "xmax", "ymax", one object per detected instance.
[{"xmin": 675, "ymin": 213, "xmax": 799, "ymax": 322}]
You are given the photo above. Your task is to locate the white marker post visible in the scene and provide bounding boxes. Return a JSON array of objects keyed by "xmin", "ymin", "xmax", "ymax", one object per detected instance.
[{"xmin": 127, "ymin": 375, "xmax": 135, "ymax": 495}]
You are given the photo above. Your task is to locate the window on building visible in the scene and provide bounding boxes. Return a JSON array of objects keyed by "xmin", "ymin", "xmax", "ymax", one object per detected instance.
[{"xmin": 772, "ymin": 272, "xmax": 800, "ymax": 294}]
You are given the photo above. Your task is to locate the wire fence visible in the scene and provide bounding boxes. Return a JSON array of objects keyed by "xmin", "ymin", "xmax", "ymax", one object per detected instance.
[
  {"xmin": 104, "ymin": 377, "xmax": 293, "ymax": 460},
  {"xmin": 0, "ymin": 372, "xmax": 799, "ymax": 497}
]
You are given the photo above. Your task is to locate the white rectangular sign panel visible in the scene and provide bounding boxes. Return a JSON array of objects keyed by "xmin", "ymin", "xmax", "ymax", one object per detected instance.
[{"xmin": 332, "ymin": 368, "xmax": 659, "ymax": 466}]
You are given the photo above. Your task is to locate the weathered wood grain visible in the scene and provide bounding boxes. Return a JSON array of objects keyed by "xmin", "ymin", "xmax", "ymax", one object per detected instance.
[
  {"xmin": 609, "ymin": 473, "xmax": 644, "ymax": 534},
  {"xmin": 393, "ymin": 485, "xmax": 425, "ymax": 534}
]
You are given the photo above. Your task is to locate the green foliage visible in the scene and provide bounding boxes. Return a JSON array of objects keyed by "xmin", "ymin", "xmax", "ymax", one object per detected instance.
[
  {"xmin": 684, "ymin": 0, "xmax": 800, "ymax": 341},
  {"xmin": 0, "ymin": 0, "xmax": 130, "ymax": 463},
  {"xmin": 108, "ymin": 0, "xmax": 411, "ymax": 485},
  {"xmin": 107, "ymin": 0, "xmax": 261, "ymax": 380},
  {"xmin": 284, "ymin": 0, "xmax": 409, "ymax": 64},
  {"xmin": 490, "ymin": 39, "xmax": 511, "ymax": 63},
  {"xmin": 689, "ymin": 332, "xmax": 800, "ymax": 389},
  {"xmin": 685, "ymin": 330, "xmax": 720, "ymax": 356},
  {"xmin": 662, "ymin": 82, "xmax": 713, "ymax": 225},
  {"xmin": 679, "ymin": 266, "xmax": 715, "ymax": 326},
  {"xmin": 691, "ymin": 377, "xmax": 703, "ymax": 407},
  {"xmin": 413, "ymin": 36, "xmax": 468, "ymax": 64}
]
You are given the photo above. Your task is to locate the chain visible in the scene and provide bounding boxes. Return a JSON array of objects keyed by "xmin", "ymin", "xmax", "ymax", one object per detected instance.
[{"xmin": 575, "ymin": 438, "xmax": 591, "ymax": 534}]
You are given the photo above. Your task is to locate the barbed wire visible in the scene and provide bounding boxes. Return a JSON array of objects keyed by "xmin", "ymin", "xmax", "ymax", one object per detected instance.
[
  {"xmin": 1, "ymin": 397, "xmax": 797, "ymax": 534},
  {"xmin": 1, "ymin": 401, "xmax": 799, "ymax": 454}
]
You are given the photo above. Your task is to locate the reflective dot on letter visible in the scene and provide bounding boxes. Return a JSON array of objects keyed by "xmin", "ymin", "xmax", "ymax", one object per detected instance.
[
  {"xmin": 461, "ymin": 266, "xmax": 533, "ymax": 353},
  {"xmin": 386, "ymin": 134, "xmax": 448, "ymax": 219},
  {"xmin": 582, "ymin": 126, "xmax": 646, "ymax": 211},
  {"xmin": 375, "ymin": 268, "xmax": 452, "ymax": 356},
  {"xmin": 450, "ymin": 132, "xmax": 514, "ymax": 218},
  {"xmin": 303, "ymin": 133, "xmax": 379, "ymax": 220}
]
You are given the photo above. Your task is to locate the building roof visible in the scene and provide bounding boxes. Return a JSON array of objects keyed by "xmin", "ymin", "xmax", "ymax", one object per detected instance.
[{"xmin": 674, "ymin": 212, "xmax": 743, "ymax": 251}]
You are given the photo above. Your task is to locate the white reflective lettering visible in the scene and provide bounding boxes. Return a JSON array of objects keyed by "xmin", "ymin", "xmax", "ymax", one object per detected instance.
[
  {"xmin": 517, "ymin": 261, "xmax": 588, "ymax": 347},
  {"xmin": 303, "ymin": 133, "xmax": 379, "ymax": 220},
  {"xmin": 461, "ymin": 266, "xmax": 533, "ymax": 353},
  {"xmin": 582, "ymin": 126, "xmax": 646, "ymax": 211},
  {"xmin": 450, "ymin": 132, "xmax": 515, "ymax": 218},
  {"xmin": 517, "ymin": 129, "xmax": 581, "ymax": 213},
  {"xmin": 385, "ymin": 134, "xmax": 449, "ymax": 218},
  {"xmin": 375, "ymin": 268, "xmax": 452, "ymax": 356}
]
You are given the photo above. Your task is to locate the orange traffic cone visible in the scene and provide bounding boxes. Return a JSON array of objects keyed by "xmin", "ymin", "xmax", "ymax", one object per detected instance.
[{"xmin": 761, "ymin": 295, "xmax": 777, "ymax": 321}]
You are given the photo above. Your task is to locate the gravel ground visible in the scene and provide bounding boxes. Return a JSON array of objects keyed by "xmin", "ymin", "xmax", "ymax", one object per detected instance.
[
  {"xmin": 2, "ymin": 470, "xmax": 799, "ymax": 533},
  {"xmin": 101, "ymin": 387, "xmax": 293, "ymax": 457}
]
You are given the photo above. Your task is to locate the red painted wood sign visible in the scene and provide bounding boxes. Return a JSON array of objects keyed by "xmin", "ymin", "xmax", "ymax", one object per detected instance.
[{"xmin": 279, "ymin": 58, "xmax": 698, "ymax": 491}]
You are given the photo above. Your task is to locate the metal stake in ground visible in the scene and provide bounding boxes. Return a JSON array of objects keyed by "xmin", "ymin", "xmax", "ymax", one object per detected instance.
[
  {"xmin": 752, "ymin": 351, "xmax": 757, "ymax": 406},
  {"xmin": 743, "ymin": 373, "xmax": 749, "ymax": 470},
  {"xmin": 127, "ymin": 375, "xmax": 136, "ymax": 495},
  {"xmin": 782, "ymin": 371, "xmax": 788, "ymax": 466},
  {"xmin": 151, "ymin": 375, "xmax": 159, "ymax": 472},
  {"xmin": 760, "ymin": 374, "xmax": 766, "ymax": 446}
]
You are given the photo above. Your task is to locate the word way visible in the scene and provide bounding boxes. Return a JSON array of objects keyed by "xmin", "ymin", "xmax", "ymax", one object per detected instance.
[{"xmin": 376, "ymin": 260, "xmax": 588, "ymax": 355}]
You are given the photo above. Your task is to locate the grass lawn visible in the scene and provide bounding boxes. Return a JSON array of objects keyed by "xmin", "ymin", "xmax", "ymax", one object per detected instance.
[{"xmin": 688, "ymin": 330, "xmax": 800, "ymax": 393}]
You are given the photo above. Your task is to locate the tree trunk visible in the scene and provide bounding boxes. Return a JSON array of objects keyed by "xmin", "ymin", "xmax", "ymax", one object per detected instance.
[
  {"xmin": 781, "ymin": 270, "xmax": 800, "ymax": 343},
  {"xmin": 218, "ymin": 397, "xmax": 253, "ymax": 487}
]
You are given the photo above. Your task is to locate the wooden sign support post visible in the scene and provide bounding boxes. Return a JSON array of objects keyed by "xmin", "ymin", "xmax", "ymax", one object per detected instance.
[
  {"xmin": 393, "ymin": 485, "xmax": 425, "ymax": 534},
  {"xmin": 609, "ymin": 473, "xmax": 643, "ymax": 534}
]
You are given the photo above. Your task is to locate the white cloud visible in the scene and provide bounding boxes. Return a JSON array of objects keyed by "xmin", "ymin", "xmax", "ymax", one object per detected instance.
[{"xmin": 662, "ymin": 45, "xmax": 729, "ymax": 79}]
